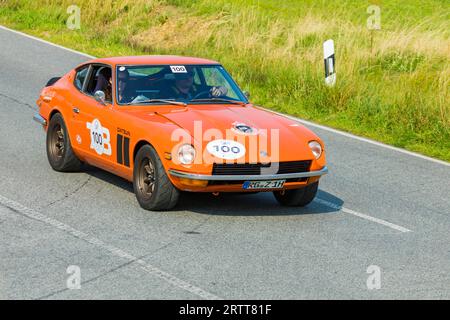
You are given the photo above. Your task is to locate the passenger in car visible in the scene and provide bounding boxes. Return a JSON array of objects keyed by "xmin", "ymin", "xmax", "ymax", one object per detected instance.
[{"xmin": 94, "ymin": 68, "xmax": 112, "ymax": 102}]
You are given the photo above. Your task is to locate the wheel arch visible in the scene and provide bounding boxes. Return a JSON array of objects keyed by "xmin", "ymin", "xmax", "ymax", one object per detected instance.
[
  {"xmin": 49, "ymin": 108, "xmax": 62, "ymax": 120},
  {"xmin": 132, "ymin": 139, "xmax": 172, "ymax": 174},
  {"xmin": 133, "ymin": 139, "xmax": 153, "ymax": 163},
  {"xmin": 46, "ymin": 106, "xmax": 68, "ymax": 124},
  {"xmin": 47, "ymin": 107, "xmax": 76, "ymax": 148}
]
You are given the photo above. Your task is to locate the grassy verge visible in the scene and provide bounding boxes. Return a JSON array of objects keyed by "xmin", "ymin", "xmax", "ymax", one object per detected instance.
[{"xmin": 1, "ymin": 0, "xmax": 449, "ymax": 161}]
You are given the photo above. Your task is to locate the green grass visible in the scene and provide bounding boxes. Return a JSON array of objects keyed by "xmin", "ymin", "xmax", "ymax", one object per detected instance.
[{"xmin": 1, "ymin": 0, "xmax": 449, "ymax": 161}]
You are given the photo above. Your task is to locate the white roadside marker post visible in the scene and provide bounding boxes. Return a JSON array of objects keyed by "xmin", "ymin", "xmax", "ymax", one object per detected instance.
[{"xmin": 323, "ymin": 39, "xmax": 336, "ymax": 87}]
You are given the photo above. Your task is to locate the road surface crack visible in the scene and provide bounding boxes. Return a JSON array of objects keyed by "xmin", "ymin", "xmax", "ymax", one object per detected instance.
[
  {"xmin": 144, "ymin": 216, "xmax": 213, "ymax": 258},
  {"xmin": 34, "ymin": 255, "xmax": 145, "ymax": 300},
  {"xmin": 41, "ymin": 176, "xmax": 92, "ymax": 209},
  {"xmin": 0, "ymin": 91, "xmax": 36, "ymax": 111}
]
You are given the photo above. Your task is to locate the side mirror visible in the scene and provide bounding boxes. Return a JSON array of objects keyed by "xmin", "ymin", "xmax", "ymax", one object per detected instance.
[
  {"xmin": 94, "ymin": 90, "xmax": 107, "ymax": 105},
  {"xmin": 243, "ymin": 91, "xmax": 250, "ymax": 99}
]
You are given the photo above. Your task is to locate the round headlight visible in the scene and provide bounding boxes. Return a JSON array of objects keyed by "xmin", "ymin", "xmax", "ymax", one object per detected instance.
[
  {"xmin": 308, "ymin": 141, "xmax": 322, "ymax": 159},
  {"xmin": 177, "ymin": 144, "xmax": 196, "ymax": 165}
]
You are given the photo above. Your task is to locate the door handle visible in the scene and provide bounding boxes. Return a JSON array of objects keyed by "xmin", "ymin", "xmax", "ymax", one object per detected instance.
[{"xmin": 72, "ymin": 107, "xmax": 80, "ymax": 114}]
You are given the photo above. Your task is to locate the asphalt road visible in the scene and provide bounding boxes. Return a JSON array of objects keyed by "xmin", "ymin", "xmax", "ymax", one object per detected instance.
[{"xmin": 0, "ymin": 26, "xmax": 449, "ymax": 300}]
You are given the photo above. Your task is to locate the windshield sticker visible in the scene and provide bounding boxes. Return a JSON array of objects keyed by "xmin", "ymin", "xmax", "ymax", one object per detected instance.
[
  {"xmin": 170, "ymin": 65, "xmax": 187, "ymax": 73},
  {"xmin": 119, "ymin": 66, "xmax": 126, "ymax": 72}
]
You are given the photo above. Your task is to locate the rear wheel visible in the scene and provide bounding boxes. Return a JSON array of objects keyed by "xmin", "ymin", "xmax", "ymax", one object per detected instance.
[
  {"xmin": 133, "ymin": 144, "xmax": 179, "ymax": 211},
  {"xmin": 273, "ymin": 182, "xmax": 319, "ymax": 207},
  {"xmin": 46, "ymin": 113, "xmax": 82, "ymax": 172}
]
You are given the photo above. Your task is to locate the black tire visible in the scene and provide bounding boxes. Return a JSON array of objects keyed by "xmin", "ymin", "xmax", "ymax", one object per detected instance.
[
  {"xmin": 46, "ymin": 113, "xmax": 82, "ymax": 172},
  {"xmin": 133, "ymin": 144, "xmax": 180, "ymax": 211},
  {"xmin": 273, "ymin": 182, "xmax": 319, "ymax": 207}
]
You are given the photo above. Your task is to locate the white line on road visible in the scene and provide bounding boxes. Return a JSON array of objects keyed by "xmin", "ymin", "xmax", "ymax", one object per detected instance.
[
  {"xmin": 315, "ymin": 198, "xmax": 412, "ymax": 233},
  {"xmin": 265, "ymin": 110, "xmax": 450, "ymax": 168},
  {"xmin": 1, "ymin": 24, "xmax": 448, "ymax": 167},
  {"xmin": 0, "ymin": 194, "xmax": 222, "ymax": 300},
  {"xmin": 0, "ymin": 25, "xmax": 95, "ymax": 59}
]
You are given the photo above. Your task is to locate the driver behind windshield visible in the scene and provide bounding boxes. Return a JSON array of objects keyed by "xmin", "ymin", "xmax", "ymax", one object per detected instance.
[
  {"xmin": 117, "ymin": 68, "xmax": 137, "ymax": 104},
  {"xmin": 161, "ymin": 67, "xmax": 228, "ymax": 100}
]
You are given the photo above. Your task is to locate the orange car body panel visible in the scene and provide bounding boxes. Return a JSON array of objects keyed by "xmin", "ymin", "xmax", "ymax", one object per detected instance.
[{"xmin": 36, "ymin": 56, "xmax": 327, "ymax": 192}]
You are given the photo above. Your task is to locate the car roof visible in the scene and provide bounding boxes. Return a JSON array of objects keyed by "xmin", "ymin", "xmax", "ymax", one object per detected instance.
[{"xmin": 85, "ymin": 55, "xmax": 220, "ymax": 67}]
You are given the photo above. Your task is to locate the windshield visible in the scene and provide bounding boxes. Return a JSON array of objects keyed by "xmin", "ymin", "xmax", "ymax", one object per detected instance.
[{"xmin": 115, "ymin": 64, "xmax": 247, "ymax": 105}]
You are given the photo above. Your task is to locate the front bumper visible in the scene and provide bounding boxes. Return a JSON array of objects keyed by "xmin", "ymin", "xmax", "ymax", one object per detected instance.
[{"xmin": 168, "ymin": 166, "xmax": 328, "ymax": 181}]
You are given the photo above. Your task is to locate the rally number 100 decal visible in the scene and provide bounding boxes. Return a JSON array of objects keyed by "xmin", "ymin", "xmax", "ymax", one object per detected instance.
[
  {"xmin": 206, "ymin": 139, "xmax": 246, "ymax": 160},
  {"xmin": 86, "ymin": 119, "xmax": 111, "ymax": 156}
]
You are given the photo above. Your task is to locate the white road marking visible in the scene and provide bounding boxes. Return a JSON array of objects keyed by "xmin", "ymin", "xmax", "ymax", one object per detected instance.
[
  {"xmin": 315, "ymin": 198, "xmax": 412, "ymax": 233},
  {"xmin": 0, "ymin": 194, "xmax": 222, "ymax": 300},
  {"xmin": 1, "ymin": 24, "xmax": 448, "ymax": 167},
  {"xmin": 0, "ymin": 25, "xmax": 95, "ymax": 59},
  {"xmin": 266, "ymin": 109, "xmax": 450, "ymax": 167}
]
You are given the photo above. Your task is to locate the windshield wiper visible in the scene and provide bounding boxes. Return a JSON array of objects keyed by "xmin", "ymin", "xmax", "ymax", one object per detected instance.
[
  {"xmin": 124, "ymin": 99, "xmax": 187, "ymax": 106},
  {"xmin": 189, "ymin": 98, "xmax": 246, "ymax": 105}
]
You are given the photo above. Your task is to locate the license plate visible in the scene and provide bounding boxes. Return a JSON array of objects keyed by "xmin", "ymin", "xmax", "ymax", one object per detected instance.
[{"xmin": 242, "ymin": 180, "xmax": 285, "ymax": 190}]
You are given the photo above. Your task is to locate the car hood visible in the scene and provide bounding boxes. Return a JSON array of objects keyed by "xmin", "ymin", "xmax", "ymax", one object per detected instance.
[{"xmin": 152, "ymin": 104, "xmax": 318, "ymax": 162}]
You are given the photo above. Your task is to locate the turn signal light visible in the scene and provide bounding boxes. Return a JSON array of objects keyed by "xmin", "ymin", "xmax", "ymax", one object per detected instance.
[{"xmin": 178, "ymin": 178, "xmax": 208, "ymax": 187}]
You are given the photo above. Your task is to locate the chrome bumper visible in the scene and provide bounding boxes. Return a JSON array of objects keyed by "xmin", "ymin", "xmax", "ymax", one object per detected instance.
[
  {"xmin": 33, "ymin": 113, "xmax": 47, "ymax": 126},
  {"xmin": 168, "ymin": 166, "xmax": 328, "ymax": 181}
]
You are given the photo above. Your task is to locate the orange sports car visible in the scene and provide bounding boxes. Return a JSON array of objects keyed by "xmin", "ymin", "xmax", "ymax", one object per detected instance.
[{"xmin": 34, "ymin": 56, "xmax": 328, "ymax": 210}]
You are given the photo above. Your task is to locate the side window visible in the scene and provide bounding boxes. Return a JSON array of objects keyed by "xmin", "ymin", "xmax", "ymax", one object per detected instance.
[
  {"xmin": 85, "ymin": 65, "xmax": 113, "ymax": 103},
  {"xmin": 74, "ymin": 66, "xmax": 89, "ymax": 91}
]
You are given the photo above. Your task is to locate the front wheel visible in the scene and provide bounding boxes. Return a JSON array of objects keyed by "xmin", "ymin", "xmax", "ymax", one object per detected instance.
[
  {"xmin": 273, "ymin": 182, "xmax": 319, "ymax": 207},
  {"xmin": 133, "ymin": 144, "xmax": 180, "ymax": 211}
]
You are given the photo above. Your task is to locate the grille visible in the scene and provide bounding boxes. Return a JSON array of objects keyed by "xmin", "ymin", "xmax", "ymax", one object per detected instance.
[{"xmin": 212, "ymin": 160, "xmax": 312, "ymax": 176}]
